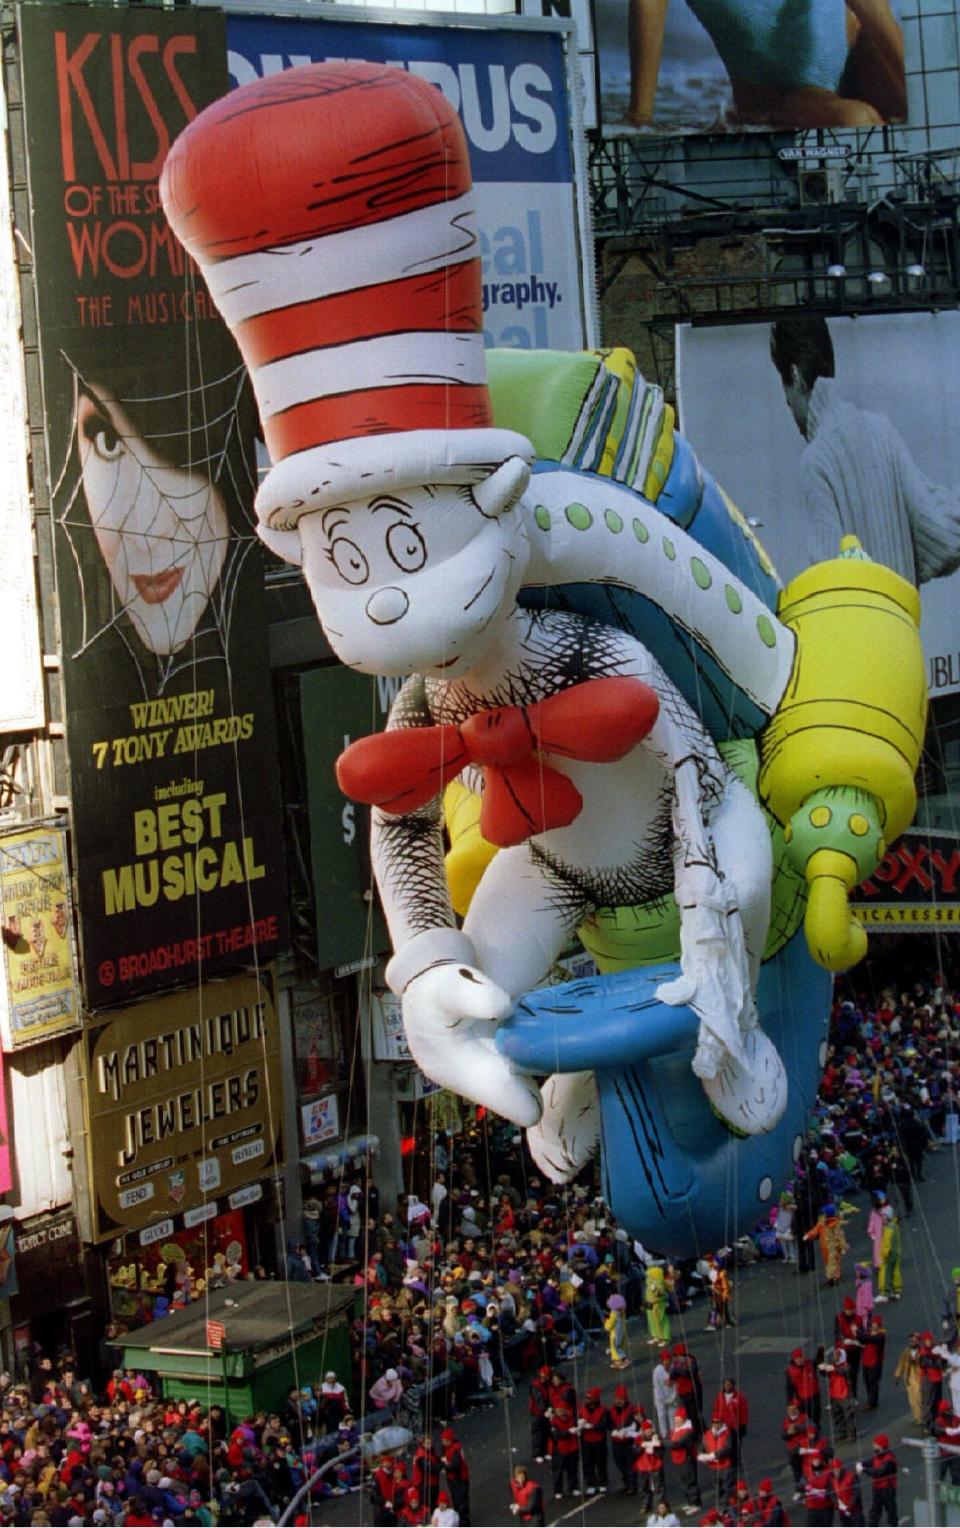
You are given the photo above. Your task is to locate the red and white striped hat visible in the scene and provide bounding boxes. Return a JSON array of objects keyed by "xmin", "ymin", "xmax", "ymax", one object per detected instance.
[{"xmin": 161, "ymin": 62, "xmax": 532, "ymax": 531}]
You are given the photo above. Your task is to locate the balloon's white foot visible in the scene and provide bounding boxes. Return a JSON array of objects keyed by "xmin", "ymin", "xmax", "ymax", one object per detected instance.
[
  {"xmin": 526, "ymin": 1070, "xmax": 599, "ymax": 1183},
  {"xmin": 695, "ymin": 1026, "xmax": 787, "ymax": 1136}
]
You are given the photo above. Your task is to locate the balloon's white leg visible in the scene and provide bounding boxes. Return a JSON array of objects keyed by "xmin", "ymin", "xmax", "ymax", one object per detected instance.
[{"xmin": 466, "ymin": 842, "xmax": 595, "ymax": 1171}]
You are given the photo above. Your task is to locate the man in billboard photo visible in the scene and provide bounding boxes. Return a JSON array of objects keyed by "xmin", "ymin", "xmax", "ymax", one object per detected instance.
[
  {"xmin": 623, "ymin": 0, "xmax": 906, "ymax": 130},
  {"xmin": 769, "ymin": 314, "xmax": 960, "ymax": 588}
]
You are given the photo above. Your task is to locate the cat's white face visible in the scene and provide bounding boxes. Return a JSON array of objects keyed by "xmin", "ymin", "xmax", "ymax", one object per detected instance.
[{"xmin": 296, "ymin": 470, "xmax": 529, "ymax": 678}]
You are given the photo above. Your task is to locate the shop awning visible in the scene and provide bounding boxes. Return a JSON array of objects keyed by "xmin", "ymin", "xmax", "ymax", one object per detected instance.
[{"xmin": 301, "ymin": 1133, "xmax": 379, "ymax": 1181}]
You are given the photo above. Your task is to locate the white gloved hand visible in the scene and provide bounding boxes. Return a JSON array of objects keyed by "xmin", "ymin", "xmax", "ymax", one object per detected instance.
[{"xmin": 402, "ymin": 962, "xmax": 542, "ymax": 1127}]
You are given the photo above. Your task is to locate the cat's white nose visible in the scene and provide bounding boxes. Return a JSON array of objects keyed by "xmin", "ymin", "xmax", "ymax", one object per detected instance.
[{"xmin": 365, "ymin": 586, "xmax": 409, "ymax": 625}]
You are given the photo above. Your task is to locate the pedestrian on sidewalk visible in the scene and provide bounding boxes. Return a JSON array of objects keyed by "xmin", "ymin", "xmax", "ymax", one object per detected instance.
[
  {"xmin": 754, "ymin": 1477, "xmax": 788, "ymax": 1525},
  {"xmin": 935, "ymin": 1399, "xmax": 960, "ymax": 1485},
  {"xmin": 707, "ymin": 1258, "xmax": 736, "ymax": 1329},
  {"xmin": 787, "ymin": 1346, "xmax": 822, "ymax": 1428},
  {"xmin": 646, "ymin": 1503, "xmax": 681, "ymax": 1526},
  {"xmin": 440, "ymin": 1426, "xmax": 470, "ymax": 1525},
  {"xmin": 820, "ymin": 1343, "xmax": 857, "ymax": 1442},
  {"xmin": 667, "ymin": 1404, "xmax": 701, "ymax": 1517},
  {"xmin": 610, "ymin": 1383, "xmax": 641, "ymax": 1494},
  {"xmin": 876, "ymin": 1205, "xmax": 902, "ymax": 1300},
  {"xmin": 509, "ymin": 1465, "xmax": 545, "ymax": 1526},
  {"xmin": 731, "ymin": 1479, "xmax": 755, "ymax": 1523},
  {"xmin": 646, "ymin": 1267, "xmax": 671, "ymax": 1345},
  {"xmin": 431, "ymin": 1489, "xmax": 459, "ymax": 1527},
  {"xmin": 829, "ymin": 1456, "xmax": 864, "ymax": 1526},
  {"xmin": 670, "ymin": 1343, "xmax": 705, "ymax": 1438},
  {"xmin": 919, "ymin": 1330, "xmax": 945, "ymax": 1433},
  {"xmin": 775, "ymin": 1191, "xmax": 797, "ymax": 1263},
  {"xmin": 862, "ymin": 1314, "xmax": 886, "ymax": 1411},
  {"xmin": 548, "ymin": 1403, "xmax": 580, "ymax": 1499},
  {"xmin": 893, "ymin": 1332, "xmax": 923, "ymax": 1424},
  {"xmin": 856, "ymin": 1433, "xmax": 898, "ymax": 1526},
  {"xmin": 782, "ymin": 1399, "xmax": 811, "ymax": 1497},
  {"xmin": 866, "ymin": 1194, "xmax": 886, "ymax": 1278},
  {"xmin": 803, "ymin": 1448, "xmax": 834, "ymax": 1526},
  {"xmin": 697, "ymin": 1417, "xmax": 735, "ymax": 1508},
  {"xmin": 528, "ymin": 1367, "xmax": 551, "ymax": 1463},
  {"xmin": 578, "ymin": 1385, "xmax": 609, "ymax": 1495},
  {"xmin": 399, "ymin": 1485, "xmax": 429, "ymax": 1526},
  {"xmin": 804, "ymin": 1201, "xmax": 848, "ymax": 1286},
  {"xmin": 605, "ymin": 1294, "xmax": 630, "ymax": 1369},
  {"xmin": 935, "ymin": 1330, "xmax": 960, "ymax": 1415},
  {"xmin": 855, "ymin": 1262, "xmax": 875, "ymax": 1326},
  {"xmin": 412, "ymin": 1434, "xmax": 443, "ymax": 1514},
  {"xmin": 835, "ymin": 1298, "xmax": 864, "ymax": 1399},
  {"xmin": 711, "ymin": 1378, "xmax": 748, "ymax": 1470},
  {"xmin": 653, "ymin": 1348, "xmax": 678, "ymax": 1438},
  {"xmin": 633, "ymin": 1417, "xmax": 666, "ymax": 1516},
  {"xmin": 370, "ymin": 1458, "xmax": 408, "ymax": 1526}
]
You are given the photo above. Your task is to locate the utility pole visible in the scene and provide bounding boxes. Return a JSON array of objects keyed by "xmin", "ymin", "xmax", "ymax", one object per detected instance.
[{"xmin": 901, "ymin": 1433, "xmax": 958, "ymax": 1528}]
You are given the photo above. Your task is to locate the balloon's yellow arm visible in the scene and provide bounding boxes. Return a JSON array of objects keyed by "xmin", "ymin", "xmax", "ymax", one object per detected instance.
[{"xmin": 760, "ymin": 537, "xmax": 928, "ymax": 972}]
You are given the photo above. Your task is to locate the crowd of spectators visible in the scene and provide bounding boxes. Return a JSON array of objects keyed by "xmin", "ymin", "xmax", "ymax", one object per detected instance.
[{"xmin": 0, "ymin": 967, "xmax": 957, "ymax": 1525}]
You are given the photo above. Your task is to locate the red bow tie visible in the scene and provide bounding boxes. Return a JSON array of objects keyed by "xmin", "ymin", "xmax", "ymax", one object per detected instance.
[{"xmin": 336, "ymin": 676, "xmax": 659, "ymax": 848}]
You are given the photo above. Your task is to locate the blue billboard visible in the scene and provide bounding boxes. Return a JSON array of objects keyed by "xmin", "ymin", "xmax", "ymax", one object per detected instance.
[{"xmin": 225, "ymin": 7, "xmax": 592, "ymax": 351}]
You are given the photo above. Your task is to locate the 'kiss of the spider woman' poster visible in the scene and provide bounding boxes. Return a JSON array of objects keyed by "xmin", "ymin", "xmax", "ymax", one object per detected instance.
[{"xmin": 17, "ymin": 4, "xmax": 287, "ymax": 1010}]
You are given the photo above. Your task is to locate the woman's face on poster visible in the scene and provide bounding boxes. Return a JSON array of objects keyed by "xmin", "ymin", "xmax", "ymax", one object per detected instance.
[{"xmin": 77, "ymin": 385, "xmax": 231, "ymax": 655}]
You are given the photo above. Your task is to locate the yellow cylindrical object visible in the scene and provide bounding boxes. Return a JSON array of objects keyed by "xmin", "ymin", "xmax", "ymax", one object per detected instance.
[
  {"xmin": 804, "ymin": 848, "xmax": 869, "ymax": 972},
  {"xmin": 760, "ymin": 551, "xmax": 927, "ymax": 841}
]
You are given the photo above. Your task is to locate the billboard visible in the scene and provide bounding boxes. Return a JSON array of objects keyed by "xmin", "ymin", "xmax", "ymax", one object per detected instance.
[
  {"xmin": 16, "ymin": 4, "xmax": 287, "ymax": 1009},
  {"xmin": 593, "ymin": 0, "xmax": 907, "ymax": 135},
  {"xmin": 853, "ymin": 831, "xmax": 960, "ymax": 928},
  {"xmin": 0, "ymin": 824, "xmax": 79, "ymax": 1050},
  {"xmin": 225, "ymin": 5, "xmax": 594, "ymax": 351},
  {"xmin": 676, "ymin": 312, "xmax": 960, "ymax": 699},
  {"xmin": 518, "ymin": 0, "xmax": 598, "ymax": 132},
  {"xmin": 0, "ymin": 69, "xmax": 43, "ymax": 735},
  {"xmin": 83, "ymin": 972, "xmax": 282, "ymax": 1241}
]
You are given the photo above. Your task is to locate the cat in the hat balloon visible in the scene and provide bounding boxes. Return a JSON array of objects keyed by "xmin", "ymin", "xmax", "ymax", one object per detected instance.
[
  {"xmin": 161, "ymin": 62, "xmax": 787, "ymax": 1164},
  {"xmin": 162, "ymin": 63, "xmax": 919, "ymax": 1204}
]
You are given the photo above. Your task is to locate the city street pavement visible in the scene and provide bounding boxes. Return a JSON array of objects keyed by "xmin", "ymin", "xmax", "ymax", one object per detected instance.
[{"xmin": 317, "ymin": 1145, "xmax": 960, "ymax": 1526}]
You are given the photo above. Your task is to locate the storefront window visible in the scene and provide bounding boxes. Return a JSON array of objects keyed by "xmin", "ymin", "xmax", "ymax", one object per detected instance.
[
  {"xmin": 293, "ymin": 989, "xmax": 349, "ymax": 1095},
  {"xmin": 293, "ymin": 982, "xmax": 363, "ymax": 1153},
  {"xmin": 107, "ymin": 1208, "xmax": 249, "ymax": 1329}
]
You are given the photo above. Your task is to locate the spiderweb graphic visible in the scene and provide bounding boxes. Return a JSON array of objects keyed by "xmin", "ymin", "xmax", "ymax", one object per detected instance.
[{"xmin": 53, "ymin": 353, "xmax": 261, "ymax": 700}]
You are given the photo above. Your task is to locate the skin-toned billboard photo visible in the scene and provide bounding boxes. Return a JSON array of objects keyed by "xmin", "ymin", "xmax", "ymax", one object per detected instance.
[
  {"xmin": 676, "ymin": 311, "xmax": 960, "ymax": 702},
  {"xmin": 596, "ymin": 0, "xmax": 908, "ymax": 134}
]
